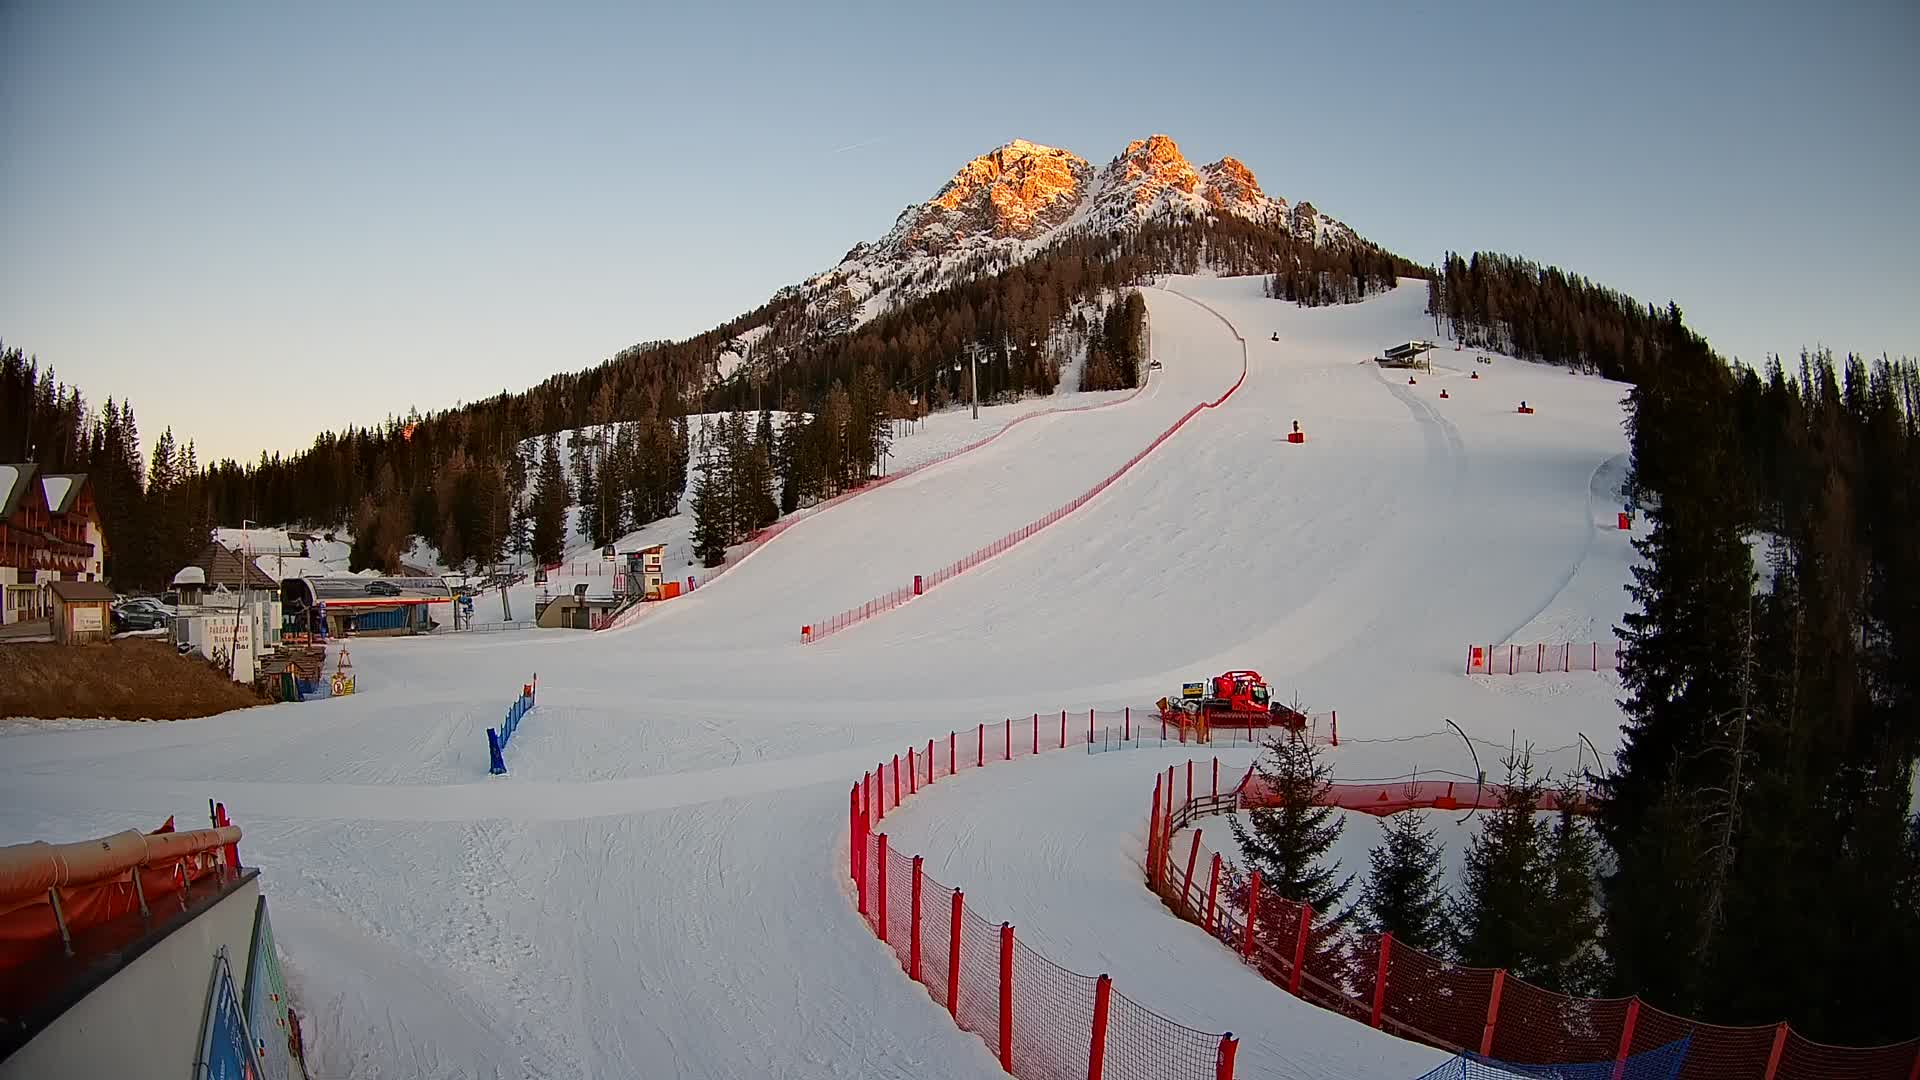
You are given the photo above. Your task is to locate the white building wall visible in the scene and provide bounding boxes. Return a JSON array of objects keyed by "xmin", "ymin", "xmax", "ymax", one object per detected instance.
[{"xmin": 0, "ymin": 876, "xmax": 262, "ymax": 1080}]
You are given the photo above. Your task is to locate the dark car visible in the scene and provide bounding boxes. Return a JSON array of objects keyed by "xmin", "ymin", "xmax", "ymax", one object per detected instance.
[
  {"xmin": 364, "ymin": 580, "xmax": 401, "ymax": 596},
  {"xmin": 112, "ymin": 604, "xmax": 171, "ymax": 632}
]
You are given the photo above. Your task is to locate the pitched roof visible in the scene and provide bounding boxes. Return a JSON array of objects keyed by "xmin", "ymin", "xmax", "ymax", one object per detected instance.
[
  {"xmin": 38, "ymin": 474, "xmax": 88, "ymax": 514},
  {"xmin": 49, "ymin": 579, "xmax": 114, "ymax": 602},
  {"xmin": 187, "ymin": 542, "xmax": 279, "ymax": 590},
  {"xmin": 0, "ymin": 463, "xmax": 40, "ymax": 519}
]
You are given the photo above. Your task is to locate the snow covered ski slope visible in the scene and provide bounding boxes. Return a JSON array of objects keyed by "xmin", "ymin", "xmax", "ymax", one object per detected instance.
[{"xmin": 0, "ymin": 276, "xmax": 1637, "ymax": 1079}]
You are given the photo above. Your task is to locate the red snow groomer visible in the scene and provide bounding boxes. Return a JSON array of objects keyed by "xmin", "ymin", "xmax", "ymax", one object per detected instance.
[{"xmin": 1156, "ymin": 670, "xmax": 1309, "ymax": 741}]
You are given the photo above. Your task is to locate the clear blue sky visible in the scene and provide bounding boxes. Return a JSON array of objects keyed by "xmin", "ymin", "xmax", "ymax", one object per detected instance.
[{"xmin": 3, "ymin": 0, "xmax": 1914, "ymax": 462}]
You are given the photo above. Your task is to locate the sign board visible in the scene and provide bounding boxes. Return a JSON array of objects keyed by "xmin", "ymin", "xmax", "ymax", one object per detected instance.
[
  {"xmin": 198, "ymin": 948, "xmax": 261, "ymax": 1080},
  {"xmin": 72, "ymin": 606, "xmax": 104, "ymax": 632},
  {"xmin": 1181, "ymin": 682, "xmax": 1206, "ymax": 700},
  {"xmin": 1467, "ymin": 646, "xmax": 1490, "ymax": 675},
  {"xmin": 243, "ymin": 898, "xmax": 295, "ymax": 1080}
]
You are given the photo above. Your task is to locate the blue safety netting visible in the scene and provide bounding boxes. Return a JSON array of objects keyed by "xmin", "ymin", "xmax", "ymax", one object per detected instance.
[{"xmin": 1413, "ymin": 1038, "xmax": 1688, "ymax": 1080}]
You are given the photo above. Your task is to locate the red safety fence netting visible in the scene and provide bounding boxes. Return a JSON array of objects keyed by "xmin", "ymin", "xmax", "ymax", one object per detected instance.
[
  {"xmin": 1466, "ymin": 642, "xmax": 1622, "ymax": 675},
  {"xmin": 1148, "ymin": 779, "xmax": 1920, "ymax": 1080},
  {"xmin": 849, "ymin": 721, "xmax": 1238, "ymax": 1079},
  {"xmin": 806, "ymin": 319, "xmax": 1251, "ymax": 645}
]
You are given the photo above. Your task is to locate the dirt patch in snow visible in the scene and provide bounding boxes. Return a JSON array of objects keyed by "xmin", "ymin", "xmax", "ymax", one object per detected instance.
[{"xmin": 0, "ymin": 639, "xmax": 268, "ymax": 721}]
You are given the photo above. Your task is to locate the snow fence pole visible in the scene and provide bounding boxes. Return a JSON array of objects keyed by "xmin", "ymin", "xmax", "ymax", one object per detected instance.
[
  {"xmin": 1607, "ymin": 994, "xmax": 1636, "ymax": 1079},
  {"xmin": 1032, "ymin": 713, "xmax": 1038, "ymax": 755},
  {"xmin": 1187, "ymin": 759, "xmax": 1194, "ymax": 808},
  {"xmin": 908, "ymin": 747, "xmax": 916, "ymax": 795},
  {"xmin": 909, "ymin": 855, "xmax": 924, "ymax": 982},
  {"xmin": 1213, "ymin": 757, "xmax": 1220, "ymax": 798},
  {"xmin": 876, "ymin": 834, "xmax": 889, "ymax": 943},
  {"xmin": 950, "ymin": 731, "xmax": 956, "ymax": 776},
  {"xmin": 1087, "ymin": 973, "xmax": 1112, "ymax": 1080},
  {"xmin": 1370, "ymin": 932, "xmax": 1393, "ymax": 1028},
  {"xmin": 1205, "ymin": 854, "xmax": 1222, "ymax": 932},
  {"xmin": 1004, "ymin": 717, "xmax": 1010, "ymax": 761},
  {"xmin": 1762, "ymin": 1023, "xmax": 1788, "ymax": 1080},
  {"xmin": 1481, "ymin": 969, "xmax": 1505, "ymax": 1056},
  {"xmin": 893, "ymin": 754, "xmax": 902, "ymax": 806},
  {"xmin": 1242, "ymin": 872, "xmax": 1261, "ymax": 958},
  {"xmin": 1288, "ymin": 904, "xmax": 1312, "ymax": 995},
  {"xmin": 927, "ymin": 739, "xmax": 935, "ymax": 785},
  {"xmin": 1148, "ymin": 776, "xmax": 1163, "ymax": 888},
  {"xmin": 851, "ymin": 785, "xmax": 865, "ymax": 916},
  {"xmin": 1059, "ymin": 711, "xmax": 1066, "ymax": 749},
  {"xmin": 977, "ymin": 724, "xmax": 984, "ymax": 768},
  {"xmin": 487, "ymin": 729, "xmax": 506, "ymax": 775},
  {"xmin": 1216, "ymin": 1034, "xmax": 1238, "ymax": 1080},
  {"xmin": 998, "ymin": 923, "xmax": 1014, "ymax": 1072},
  {"xmin": 1182, "ymin": 830, "xmax": 1203, "ymax": 916},
  {"xmin": 876, "ymin": 764, "xmax": 885, "ymax": 820},
  {"xmin": 947, "ymin": 889, "xmax": 963, "ymax": 1016}
]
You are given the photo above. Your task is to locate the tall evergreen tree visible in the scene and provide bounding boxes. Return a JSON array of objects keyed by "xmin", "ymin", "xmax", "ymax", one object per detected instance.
[
  {"xmin": 688, "ymin": 449, "xmax": 726, "ymax": 567},
  {"xmin": 1453, "ymin": 752, "xmax": 1550, "ymax": 978},
  {"xmin": 530, "ymin": 434, "xmax": 570, "ymax": 565},
  {"xmin": 1538, "ymin": 785, "xmax": 1606, "ymax": 995},
  {"xmin": 1230, "ymin": 733, "xmax": 1353, "ymax": 924},
  {"xmin": 1358, "ymin": 811, "xmax": 1451, "ymax": 954}
]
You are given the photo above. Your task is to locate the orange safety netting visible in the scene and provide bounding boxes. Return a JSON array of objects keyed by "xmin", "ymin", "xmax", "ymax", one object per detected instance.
[
  {"xmin": 1151, "ymin": 785, "xmax": 1920, "ymax": 1080},
  {"xmin": 851, "ymin": 728, "xmax": 1237, "ymax": 1080}
]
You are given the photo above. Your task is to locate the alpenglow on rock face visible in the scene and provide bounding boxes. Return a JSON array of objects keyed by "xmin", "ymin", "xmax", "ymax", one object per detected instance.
[{"xmin": 788, "ymin": 133, "xmax": 1363, "ymax": 337}]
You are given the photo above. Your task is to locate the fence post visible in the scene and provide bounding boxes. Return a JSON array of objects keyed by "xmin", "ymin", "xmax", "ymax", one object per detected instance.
[
  {"xmin": 1370, "ymin": 932, "xmax": 1393, "ymax": 1029},
  {"xmin": 1608, "ymin": 996, "xmax": 1637, "ymax": 1080},
  {"xmin": 1242, "ymin": 872, "xmax": 1261, "ymax": 958},
  {"xmin": 1005, "ymin": 717, "xmax": 1011, "ymax": 761},
  {"xmin": 928, "ymin": 739, "xmax": 935, "ymax": 785},
  {"xmin": 1213, "ymin": 757, "xmax": 1220, "ymax": 798},
  {"xmin": 1088, "ymin": 974, "xmax": 1112, "ymax": 1080},
  {"xmin": 908, "ymin": 747, "xmax": 917, "ymax": 794},
  {"xmin": 1060, "ymin": 710, "xmax": 1066, "ymax": 749},
  {"xmin": 947, "ymin": 889, "xmax": 964, "ymax": 1016},
  {"xmin": 893, "ymin": 754, "xmax": 901, "ymax": 807},
  {"xmin": 1331, "ymin": 710, "xmax": 1338, "ymax": 746},
  {"xmin": 1124, "ymin": 706, "xmax": 1130, "ymax": 741},
  {"xmin": 1205, "ymin": 854, "xmax": 1222, "ymax": 932},
  {"xmin": 1289, "ymin": 903, "xmax": 1313, "ymax": 996},
  {"xmin": 864, "ymin": 770, "xmax": 874, "ymax": 823},
  {"xmin": 999, "ymin": 923, "xmax": 1015, "ymax": 1072},
  {"xmin": 910, "ymin": 856, "xmax": 924, "ymax": 982},
  {"xmin": 1762, "ymin": 1023, "xmax": 1788, "ymax": 1080},
  {"xmin": 978, "ymin": 723, "xmax": 984, "ymax": 767},
  {"xmin": 1033, "ymin": 713, "xmax": 1039, "ymax": 755},
  {"xmin": 876, "ymin": 763, "xmax": 886, "ymax": 819},
  {"xmin": 1216, "ymin": 1034, "xmax": 1238, "ymax": 1080},
  {"xmin": 487, "ymin": 729, "xmax": 505, "ymax": 775},
  {"xmin": 876, "ymin": 834, "xmax": 890, "ymax": 942},
  {"xmin": 1482, "ymin": 969, "xmax": 1506, "ymax": 1057},
  {"xmin": 1186, "ymin": 759, "xmax": 1194, "ymax": 807},
  {"xmin": 1148, "ymin": 776, "xmax": 1164, "ymax": 887},
  {"xmin": 1086, "ymin": 708, "xmax": 1093, "ymax": 745},
  {"xmin": 951, "ymin": 731, "xmax": 957, "ymax": 776},
  {"xmin": 1182, "ymin": 830, "xmax": 1203, "ymax": 914},
  {"xmin": 852, "ymin": 785, "xmax": 867, "ymax": 916}
]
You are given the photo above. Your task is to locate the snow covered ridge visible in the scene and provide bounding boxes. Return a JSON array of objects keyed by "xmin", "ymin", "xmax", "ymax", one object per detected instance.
[{"xmin": 794, "ymin": 134, "xmax": 1362, "ymax": 335}]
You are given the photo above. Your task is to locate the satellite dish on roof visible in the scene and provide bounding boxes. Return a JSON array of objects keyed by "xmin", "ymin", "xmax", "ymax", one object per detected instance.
[{"xmin": 172, "ymin": 566, "xmax": 207, "ymax": 586}]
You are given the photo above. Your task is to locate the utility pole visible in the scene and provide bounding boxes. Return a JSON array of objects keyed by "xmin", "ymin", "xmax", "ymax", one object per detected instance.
[{"xmin": 970, "ymin": 345, "xmax": 980, "ymax": 421}]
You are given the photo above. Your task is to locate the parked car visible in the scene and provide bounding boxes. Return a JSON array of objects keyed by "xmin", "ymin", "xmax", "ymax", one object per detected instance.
[
  {"xmin": 111, "ymin": 604, "xmax": 171, "ymax": 632},
  {"xmin": 120, "ymin": 596, "xmax": 174, "ymax": 616},
  {"xmin": 364, "ymin": 580, "xmax": 401, "ymax": 596}
]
